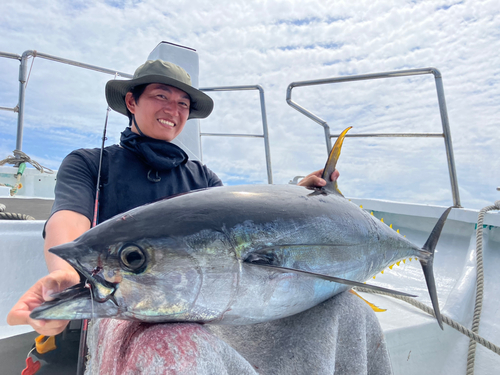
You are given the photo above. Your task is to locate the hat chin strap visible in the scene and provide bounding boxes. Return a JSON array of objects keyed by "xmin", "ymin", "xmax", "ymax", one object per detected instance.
[{"xmin": 132, "ymin": 114, "xmax": 146, "ymax": 137}]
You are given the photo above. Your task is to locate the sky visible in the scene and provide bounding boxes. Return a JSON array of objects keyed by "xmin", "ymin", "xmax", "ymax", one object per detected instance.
[{"xmin": 0, "ymin": 0, "xmax": 499, "ymax": 210}]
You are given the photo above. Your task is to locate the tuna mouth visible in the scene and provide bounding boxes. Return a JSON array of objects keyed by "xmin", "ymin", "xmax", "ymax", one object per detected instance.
[
  {"xmin": 71, "ymin": 260, "xmax": 119, "ymax": 304},
  {"xmin": 29, "ymin": 263, "xmax": 120, "ymax": 321}
]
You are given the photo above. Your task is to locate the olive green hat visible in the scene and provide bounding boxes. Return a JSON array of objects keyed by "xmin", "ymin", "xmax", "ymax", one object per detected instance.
[{"xmin": 105, "ymin": 60, "xmax": 214, "ymax": 119}]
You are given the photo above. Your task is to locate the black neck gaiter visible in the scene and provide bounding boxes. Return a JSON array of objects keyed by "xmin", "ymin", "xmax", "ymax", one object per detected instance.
[{"xmin": 119, "ymin": 127, "xmax": 188, "ymax": 171}]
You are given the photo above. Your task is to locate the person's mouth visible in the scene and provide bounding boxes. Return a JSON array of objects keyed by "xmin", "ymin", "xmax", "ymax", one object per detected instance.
[{"xmin": 158, "ymin": 119, "xmax": 175, "ymax": 128}]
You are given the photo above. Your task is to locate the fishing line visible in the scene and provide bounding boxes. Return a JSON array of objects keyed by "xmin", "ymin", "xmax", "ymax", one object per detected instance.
[{"xmin": 85, "ymin": 279, "xmax": 95, "ymax": 320}]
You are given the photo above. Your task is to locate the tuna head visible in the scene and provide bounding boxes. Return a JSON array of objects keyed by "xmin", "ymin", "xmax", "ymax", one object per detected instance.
[{"xmin": 30, "ymin": 230, "xmax": 238, "ymax": 323}]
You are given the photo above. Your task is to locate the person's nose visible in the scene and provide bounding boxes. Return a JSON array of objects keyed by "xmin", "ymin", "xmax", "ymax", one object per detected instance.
[{"xmin": 162, "ymin": 99, "xmax": 178, "ymax": 116}]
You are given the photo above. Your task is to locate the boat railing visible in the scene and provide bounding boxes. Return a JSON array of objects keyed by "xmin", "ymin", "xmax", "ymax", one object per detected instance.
[
  {"xmin": 199, "ymin": 85, "xmax": 273, "ymax": 184},
  {"xmin": 0, "ymin": 50, "xmax": 273, "ymax": 184},
  {"xmin": 286, "ymin": 68, "xmax": 461, "ymax": 207}
]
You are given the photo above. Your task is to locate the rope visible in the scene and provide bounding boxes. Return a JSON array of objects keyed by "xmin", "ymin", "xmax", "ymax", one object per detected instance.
[
  {"xmin": 353, "ymin": 286, "xmax": 500, "ymax": 356},
  {"xmin": 0, "ymin": 150, "xmax": 54, "ymax": 174},
  {"xmin": 0, "ymin": 212, "xmax": 35, "ymax": 220},
  {"xmin": 0, "ymin": 201, "xmax": 35, "ymax": 220},
  {"xmin": 467, "ymin": 200, "xmax": 500, "ymax": 374},
  {"xmin": 25, "ymin": 51, "xmax": 37, "ymax": 89}
]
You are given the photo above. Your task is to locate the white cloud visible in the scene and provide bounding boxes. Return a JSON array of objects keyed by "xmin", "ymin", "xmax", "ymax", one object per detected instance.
[{"xmin": 0, "ymin": 0, "xmax": 499, "ymax": 208}]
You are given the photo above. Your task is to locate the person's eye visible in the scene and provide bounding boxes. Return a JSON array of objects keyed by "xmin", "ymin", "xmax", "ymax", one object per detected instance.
[{"xmin": 180, "ymin": 101, "xmax": 189, "ymax": 108}]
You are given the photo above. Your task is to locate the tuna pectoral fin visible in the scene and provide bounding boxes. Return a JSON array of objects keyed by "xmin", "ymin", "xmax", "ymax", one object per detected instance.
[
  {"xmin": 321, "ymin": 126, "xmax": 352, "ymax": 196},
  {"xmin": 245, "ymin": 263, "xmax": 416, "ymax": 297},
  {"xmin": 420, "ymin": 206, "xmax": 453, "ymax": 330}
]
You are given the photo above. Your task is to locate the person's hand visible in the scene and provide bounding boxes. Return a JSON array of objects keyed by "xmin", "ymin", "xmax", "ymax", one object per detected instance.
[
  {"xmin": 298, "ymin": 169, "xmax": 340, "ymax": 188},
  {"xmin": 7, "ymin": 269, "xmax": 80, "ymax": 336}
]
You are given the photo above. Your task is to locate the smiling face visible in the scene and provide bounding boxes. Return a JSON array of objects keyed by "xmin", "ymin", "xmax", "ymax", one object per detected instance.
[{"xmin": 125, "ymin": 83, "xmax": 191, "ymax": 142}]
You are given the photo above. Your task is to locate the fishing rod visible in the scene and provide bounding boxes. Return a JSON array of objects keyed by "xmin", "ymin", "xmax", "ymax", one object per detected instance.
[{"xmin": 76, "ymin": 98, "xmax": 113, "ymax": 375}]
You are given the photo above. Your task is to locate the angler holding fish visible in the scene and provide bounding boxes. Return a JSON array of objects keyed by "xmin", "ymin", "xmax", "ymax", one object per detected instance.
[{"xmin": 7, "ymin": 59, "xmax": 449, "ymax": 374}]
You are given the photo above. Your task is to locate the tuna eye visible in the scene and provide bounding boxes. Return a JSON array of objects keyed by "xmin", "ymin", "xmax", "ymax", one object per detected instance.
[{"xmin": 119, "ymin": 244, "xmax": 147, "ymax": 273}]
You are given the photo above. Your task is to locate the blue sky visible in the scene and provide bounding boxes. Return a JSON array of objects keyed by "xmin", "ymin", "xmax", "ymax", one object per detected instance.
[{"xmin": 0, "ymin": 0, "xmax": 499, "ymax": 209}]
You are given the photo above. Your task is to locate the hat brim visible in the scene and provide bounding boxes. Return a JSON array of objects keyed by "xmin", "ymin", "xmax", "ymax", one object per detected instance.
[{"xmin": 105, "ymin": 74, "xmax": 214, "ymax": 119}]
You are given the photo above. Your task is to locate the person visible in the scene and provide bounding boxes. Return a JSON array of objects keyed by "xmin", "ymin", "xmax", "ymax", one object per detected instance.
[{"xmin": 8, "ymin": 60, "xmax": 392, "ymax": 374}]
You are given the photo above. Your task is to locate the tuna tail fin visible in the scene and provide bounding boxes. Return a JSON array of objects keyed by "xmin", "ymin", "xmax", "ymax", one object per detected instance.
[
  {"xmin": 322, "ymin": 126, "xmax": 352, "ymax": 196},
  {"xmin": 420, "ymin": 206, "xmax": 453, "ymax": 330}
]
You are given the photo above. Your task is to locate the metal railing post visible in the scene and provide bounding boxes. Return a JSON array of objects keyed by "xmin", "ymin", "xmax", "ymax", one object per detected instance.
[
  {"xmin": 287, "ymin": 67, "xmax": 461, "ymax": 207},
  {"xmin": 14, "ymin": 51, "xmax": 30, "ymax": 158},
  {"xmin": 200, "ymin": 85, "xmax": 273, "ymax": 184},
  {"xmin": 431, "ymin": 69, "xmax": 461, "ymax": 207},
  {"xmin": 1, "ymin": 49, "xmax": 133, "ymax": 165}
]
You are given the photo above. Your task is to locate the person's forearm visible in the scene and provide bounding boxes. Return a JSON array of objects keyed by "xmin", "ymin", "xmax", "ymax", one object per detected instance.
[{"xmin": 44, "ymin": 210, "xmax": 91, "ymax": 274}]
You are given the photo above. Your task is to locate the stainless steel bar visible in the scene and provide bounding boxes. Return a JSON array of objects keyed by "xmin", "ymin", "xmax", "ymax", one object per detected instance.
[
  {"xmin": 14, "ymin": 52, "xmax": 29, "ymax": 156},
  {"xmin": 331, "ymin": 133, "xmax": 444, "ymax": 138},
  {"xmin": 286, "ymin": 85, "xmax": 332, "ymax": 153},
  {"xmin": 432, "ymin": 69, "xmax": 461, "ymax": 207},
  {"xmin": 201, "ymin": 133, "xmax": 264, "ymax": 138},
  {"xmin": 22, "ymin": 50, "xmax": 133, "ymax": 78},
  {"xmin": 288, "ymin": 67, "xmax": 438, "ymax": 89},
  {"xmin": 200, "ymin": 85, "xmax": 273, "ymax": 184},
  {"xmin": 2, "ymin": 49, "xmax": 134, "ymax": 162},
  {"xmin": 201, "ymin": 85, "xmax": 262, "ymax": 91},
  {"xmin": 257, "ymin": 85, "xmax": 273, "ymax": 184},
  {"xmin": 287, "ymin": 67, "xmax": 461, "ymax": 206},
  {"xmin": 0, "ymin": 52, "xmax": 21, "ymax": 60},
  {"xmin": 0, "ymin": 106, "xmax": 18, "ymax": 112}
]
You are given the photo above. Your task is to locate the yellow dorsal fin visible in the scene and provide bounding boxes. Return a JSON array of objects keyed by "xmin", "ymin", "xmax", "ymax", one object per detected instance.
[{"xmin": 321, "ymin": 127, "xmax": 352, "ymax": 196}]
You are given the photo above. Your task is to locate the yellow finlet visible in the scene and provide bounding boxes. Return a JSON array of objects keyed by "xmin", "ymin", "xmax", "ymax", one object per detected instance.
[
  {"xmin": 381, "ymin": 270, "xmax": 384, "ymax": 274},
  {"xmin": 370, "ymin": 211, "xmax": 374, "ymax": 216},
  {"xmin": 403, "ymin": 259, "xmax": 406, "ymax": 264},
  {"xmin": 349, "ymin": 289, "xmax": 387, "ymax": 312},
  {"xmin": 360, "ymin": 205, "xmax": 363, "ymax": 209},
  {"xmin": 389, "ymin": 264, "xmax": 394, "ymax": 270},
  {"xmin": 396, "ymin": 261, "xmax": 401, "ymax": 266},
  {"xmin": 390, "ymin": 224, "xmax": 393, "ymax": 229},
  {"xmin": 381, "ymin": 218, "xmax": 384, "ymax": 223}
]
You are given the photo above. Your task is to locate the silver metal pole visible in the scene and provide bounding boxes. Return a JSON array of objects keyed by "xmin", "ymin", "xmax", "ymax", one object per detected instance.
[
  {"xmin": 286, "ymin": 67, "xmax": 461, "ymax": 206},
  {"xmin": 286, "ymin": 84, "xmax": 332, "ymax": 153},
  {"xmin": 0, "ymin": 106, "xmax": 18, "ymax": 112},
  {"xmin": 1, "ymin": 49, "xmax": 134, "ymax": 164},
  {"xmin": 200, "ymin": 85, "xmax": 273, "ymax": 184},
  {"xmin": 431, "ymin": 69, "xmax": 461, "ymax": 207},
  {"xmin": 257, "ymin": 85, "xmax": 273, "ymax": 184},
  {"xmin": 0, "ymin": 52, "xmax": 21, "ymax": 60},
  {"xmin": 14, "ymin": 51, "xmax": 29, "ymax": 157}
]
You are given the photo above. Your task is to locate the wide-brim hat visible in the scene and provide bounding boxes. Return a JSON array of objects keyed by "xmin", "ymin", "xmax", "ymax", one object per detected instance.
[{"xmin": 105, "ymin": 60, "xmax": 214, "ymax": 119}]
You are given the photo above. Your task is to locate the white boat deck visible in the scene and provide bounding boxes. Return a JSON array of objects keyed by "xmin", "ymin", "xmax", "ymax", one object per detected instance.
[{"xmin": 1, "ymin": 195, "xmax": 499, "ymax": 374}]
